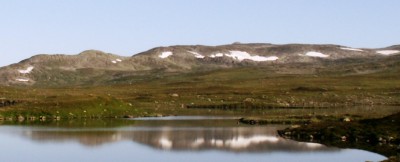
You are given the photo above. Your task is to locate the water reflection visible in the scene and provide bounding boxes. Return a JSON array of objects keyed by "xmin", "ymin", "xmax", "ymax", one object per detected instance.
[
  {"xmin": 4, "ymin": 119, "xmax": 337, "ymax": 153},
  {"xmin": 0, "ymin": 118, "xmax": 388, "ymax": 162},
  {"xmin": 125, "ymin": 127, "xmax": 334, "ymax": 152}
]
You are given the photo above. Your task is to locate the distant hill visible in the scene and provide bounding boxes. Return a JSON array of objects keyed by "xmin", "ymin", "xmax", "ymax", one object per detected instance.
[{"xmin": 1, "ymin": 43, "xmax": 399, "ymax": 87}]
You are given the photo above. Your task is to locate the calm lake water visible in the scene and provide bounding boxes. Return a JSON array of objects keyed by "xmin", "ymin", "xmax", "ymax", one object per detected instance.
[{"xmin": 0, "ymin": 116, "xmax": 387, "ymax": 162}]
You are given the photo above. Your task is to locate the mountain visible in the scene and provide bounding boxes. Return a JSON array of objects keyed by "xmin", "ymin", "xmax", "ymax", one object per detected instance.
[{"xmin": 1, "ymin": 43, "xmax": 399, "ymax": 87}]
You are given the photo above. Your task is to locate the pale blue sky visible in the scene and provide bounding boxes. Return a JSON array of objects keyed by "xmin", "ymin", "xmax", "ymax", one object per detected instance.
[{"xmin": 1, "ymin": 0, "xmax": 399, "ymax": 66}]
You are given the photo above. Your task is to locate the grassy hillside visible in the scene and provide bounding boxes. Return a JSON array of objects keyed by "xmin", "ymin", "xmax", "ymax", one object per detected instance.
[{"xmin": 1, "ymin": 67, "xmax": 399, "ymax": 120}]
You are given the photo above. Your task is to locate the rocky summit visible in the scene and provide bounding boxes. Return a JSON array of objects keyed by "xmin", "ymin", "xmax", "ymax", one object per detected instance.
[{"xmin": 1, "ymin": 43, "xmax": 399, "ymax": 87}]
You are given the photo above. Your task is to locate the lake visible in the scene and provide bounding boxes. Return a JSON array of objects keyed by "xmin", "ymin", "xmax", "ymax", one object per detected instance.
[{"xmin": 0, "ymin": 116, "xmax": 387, "ymax": 162}]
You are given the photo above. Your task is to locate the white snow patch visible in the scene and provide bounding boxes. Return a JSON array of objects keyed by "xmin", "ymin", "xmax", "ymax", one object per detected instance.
[
  {"xmin": 159, "ymin": 137, "xmax": 173, "ymax": 149},
  {"xmin": 254, "ymin": 56, "xmax": 279, "ymax": 61},
  {"xmin": 376, "ymin": 50, "xmax": 400, "ymax": 55},
  {"xmin": 159, "ymin": 51, "xmax": 173, "ymax": 58},
  {"xmin": 18, "ymin": 66, "xmax": 34, "ymax": 74},
  {"xmin": 225, "ymin": 51, "xmax": 278, "ymax": 62},
  {"xmin": 215, "ymin": 53, "xmax": 224, "ymax": 57},
  {"xmin": 305, "ymin": 51, "xmax": 329, "ymax": 58},
  {"xmin": 188, "ymin": 51, "xmax": 205, "ymax": 58},
  {"xmin": 111, "ymin": 59, "xmax": 122, "ymax": 64},
  {"xmin": 340, "ymin": 47, "xmax": 364, "ymax": 52},
  {"xmin": 16, "ymin": 78, "xmax": 30, "ymax": 82},
  {"xmin": 209, "ymin": 53, "xmax": 224, "ymax": 58}
]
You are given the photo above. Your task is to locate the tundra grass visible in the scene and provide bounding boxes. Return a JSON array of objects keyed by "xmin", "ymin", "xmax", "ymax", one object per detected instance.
[{"xmin": 1, "ymin": 67, "xmax": 399, "ymax": 120}]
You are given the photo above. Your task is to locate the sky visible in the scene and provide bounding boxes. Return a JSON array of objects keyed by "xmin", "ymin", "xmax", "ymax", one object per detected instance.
[{"xmin": 1, "ymin": 0, "xmax": 399, "ymax": 67}]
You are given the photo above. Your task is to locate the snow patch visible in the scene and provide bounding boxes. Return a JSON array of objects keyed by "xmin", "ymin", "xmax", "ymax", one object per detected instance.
[
  {"xmin": 305, "ymin": 51, "xmax": 329, "ymax": 58},
  {"xmin": 226, "ymin": 51, "xmax": 278, "ymax": 61},
  {"xmin": 210, "ymin": 53, "xmax": 224, "ymax": 58},
  {"xmin": 340, "ymin": 47, "xmax": 364, "ymax": 52},
  {"xmin": 16, "ymin": 78, "xmax": 30, "ymax": 82},
  {"xmin": 253, "ymin": 56, "xmax": 279, "ymax": 61},
  {"xmin": 215, "ymin": 53, "xmax": 224, "ymax": 57},
  {"xmin": 111, "ymin": 59, "xmax": 123, "ymax": 64},
  {"xmin": 159, "ymin": 51, "xmax": 173, "ymax": 58},
  {"xmin": 18, "ymin": 66, "xmax": 34, "ymax": 74},
  {"xmin": 376, "ymin": 50, "xmax": 400, "ymax": 55},
  {"xmin": 188, "ymin": 51, "xmax": 205, "ymax": 58}
]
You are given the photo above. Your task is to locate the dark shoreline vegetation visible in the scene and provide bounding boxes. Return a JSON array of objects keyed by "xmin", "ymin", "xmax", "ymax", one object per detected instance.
[
  {"xmin": 1, "ymin": 67, "xmax": 400, "ymax": 160},
  {"xmin": 277, "ymin": 112, "xmax": 400, "ymax": 160}
]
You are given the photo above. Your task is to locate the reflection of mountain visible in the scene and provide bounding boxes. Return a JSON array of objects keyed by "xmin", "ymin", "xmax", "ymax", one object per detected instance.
[
  {"xmin": 20, "ymin": 126, "xmax": 338, "ymax": 152},
  {"xmin": 23, "ymin": 131, "xmax": 122, "ymax": 147},
  {"xmin": 128, "ymin": 127, "xmax": 337, "ymax": 152}
]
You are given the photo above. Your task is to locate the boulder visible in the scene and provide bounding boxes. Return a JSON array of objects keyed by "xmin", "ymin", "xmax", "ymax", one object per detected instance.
[
  {"xmin": 170, "ymin": 93, "xmax": 179, "ymax": 97},
  {"xmin": 17, "ymin": 115, "xmax": 25, "ymax": 122},
  {"xmin": 123, "ymin": 115, "xmax": 134, "ymax": 118},
  {"xmin": 342, "ymin": 117, "xmax": 351, "ymax": 122}
]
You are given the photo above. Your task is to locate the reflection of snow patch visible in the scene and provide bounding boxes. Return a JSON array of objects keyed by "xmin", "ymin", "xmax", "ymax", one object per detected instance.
[
  {"xmin": 159, "ymin": 51, "xmax": 173, "ymax": 58},
  {"xmin": 111, "ymin": 134, "xmax": 122, "ymax": 141},
  {"xmin": 340, "ymin": 47, "xmax": 363, "ymax": 52},
  {"xmin": 305, "ymin": 52, "xmax": 329, "ymax": 58},
  {"xmin": 215, "ymin": 140, "xmax": 224, "ymax": 147},
  {"xmin": 376, "ymin": 50, "xmax": 400, "ymax": 55},
  {"xmin": 303, "ymin": 142, "xmax": 324, "ymax": 148},
  {"xmin": 191, "ymin": 138, "xmax": 205, "ymax": 147},
  {"xmin": 210, "ymin": 139, "xmax": 224, "ymax": 147},
  {"xmin": 111, "ymin": 61, "xmax": 117, "ymax": 64},
  {"xmin": 159, "ymin": 138, "xmax": 173, "ymax": 149},
  {"xmin": 16, "ymin": 78, "xmax": 30, "ymax": 82},
  {"xmin": 188, "ymin": 51, "xmax": 205, "ymax": 58},
  {"xmin": 18, "ymin": 66, "xmax": 34, "ymax": 74},
  {"xmin": 225, "ymin": 135, "xmax": 279, "ymax": 149}
]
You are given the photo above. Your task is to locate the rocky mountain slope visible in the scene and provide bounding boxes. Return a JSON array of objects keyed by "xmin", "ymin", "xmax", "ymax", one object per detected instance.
[{"xmin": 1, "ymin": 43, "xmax": 399, "ymax": 86}]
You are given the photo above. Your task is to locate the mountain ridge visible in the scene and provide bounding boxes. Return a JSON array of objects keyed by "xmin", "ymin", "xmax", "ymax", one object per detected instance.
[{"xmin": 1, "ymin": 43, "xmax": 399, "ymax": 87}]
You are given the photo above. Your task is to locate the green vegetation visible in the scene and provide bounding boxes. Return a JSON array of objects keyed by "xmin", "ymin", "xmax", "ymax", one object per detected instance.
[{"xmin": 1, "ymin": 67, "xmax": 399, "ymax": 121}]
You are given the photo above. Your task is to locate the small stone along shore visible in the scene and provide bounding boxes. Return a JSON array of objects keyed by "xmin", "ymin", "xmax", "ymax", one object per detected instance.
[
  {"xmin": 0, "ymin": 113, "xmax": 175, "ymax": 122},
  {"xmin": 0, "ymin": 115, "xmax": 61, "ymax": 122}
]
